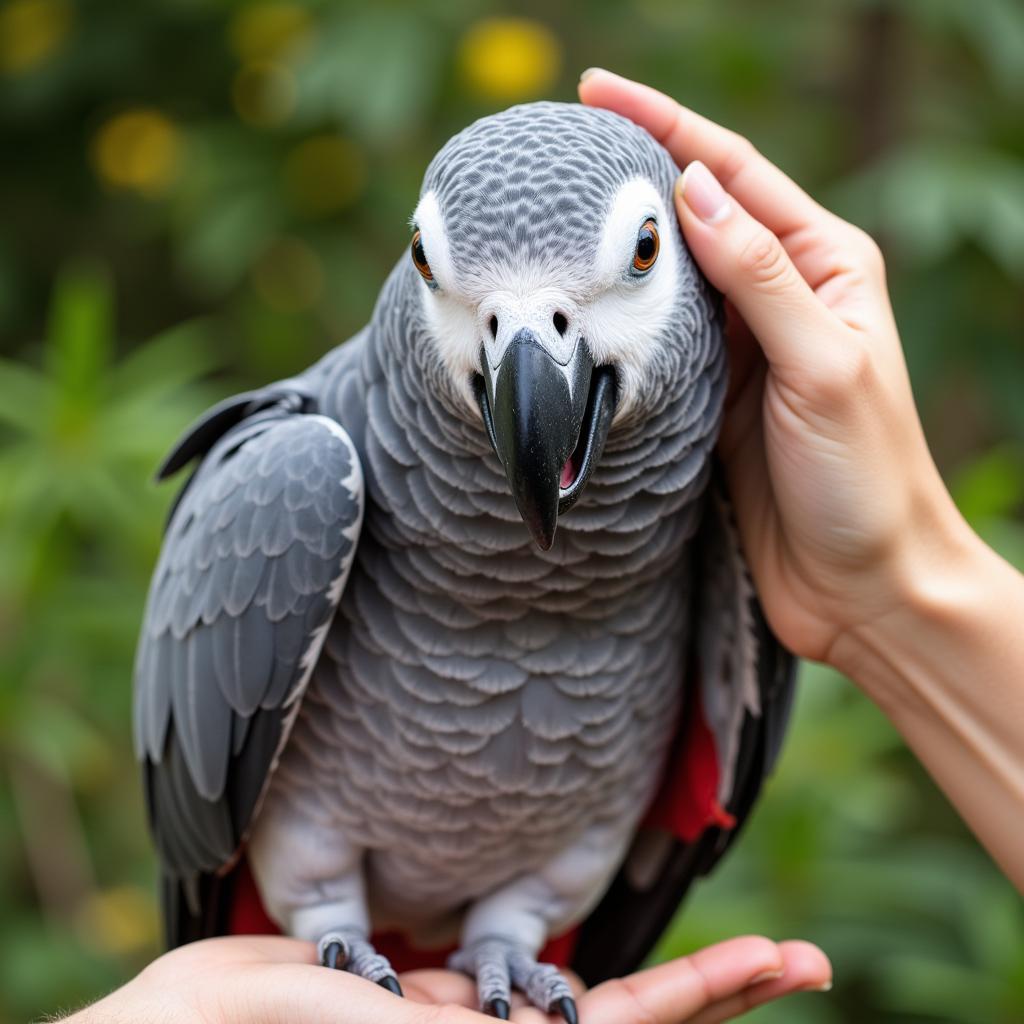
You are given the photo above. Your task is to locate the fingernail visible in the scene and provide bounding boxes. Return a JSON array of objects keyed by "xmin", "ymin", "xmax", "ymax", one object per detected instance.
[
  {"xmin": 679, "ymin": 161, "xmax": 732, "ymax": 224},
  {"xmin": 806, "ymin": 980, "xmax": 833, "ymax": 992},
  {"xmin": 579, "ymin": 67, "xmax": 604, "ymax": 82},
  {"xmin": 748, "ymin": 969, "xmax": 785, "ymax": 985}
]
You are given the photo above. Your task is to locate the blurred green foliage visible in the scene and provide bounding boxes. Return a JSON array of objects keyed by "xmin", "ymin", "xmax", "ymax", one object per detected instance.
[{"xmin": 0, "ymin": 1, "xmax": 1022, "ymax": 1022}]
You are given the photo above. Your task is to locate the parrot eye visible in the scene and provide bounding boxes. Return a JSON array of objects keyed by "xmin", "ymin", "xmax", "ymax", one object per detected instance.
[
  {"xmin": 411, "ymin": 230, "xmax": 433, "ymax": 283},
  {"xmin": 632, "ymin": 219, "xmax": 659, "ymax": 273}
]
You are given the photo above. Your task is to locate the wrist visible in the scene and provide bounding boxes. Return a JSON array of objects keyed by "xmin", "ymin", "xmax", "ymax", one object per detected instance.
[{"xmin": 827, "ymin": 492, "xmax": 987, "ymax": 710}]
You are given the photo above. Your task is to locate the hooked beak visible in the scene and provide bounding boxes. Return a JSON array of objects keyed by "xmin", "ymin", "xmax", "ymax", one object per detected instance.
[{"xmin": 474, "ymin": 329, "xmax": 617, "ymax": 550}]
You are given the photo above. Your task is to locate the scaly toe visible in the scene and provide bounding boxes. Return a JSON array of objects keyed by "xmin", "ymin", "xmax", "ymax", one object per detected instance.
[
  {"xmin": 317, "ymin": 930, "xmax": 399, "ymax": 992},
  {"xmin": 448, "ymin": 939, "xmax": 512, "ymax": 1015},
  {"xmin": 514, "ymin": 956, "xmax": 574, "ymax": 1015}
]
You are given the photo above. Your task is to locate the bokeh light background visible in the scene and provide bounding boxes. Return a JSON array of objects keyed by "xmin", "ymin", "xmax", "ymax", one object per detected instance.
[{"xmin": 2, "ymin": 2, "xmax": 1023, "ymax": 1022}]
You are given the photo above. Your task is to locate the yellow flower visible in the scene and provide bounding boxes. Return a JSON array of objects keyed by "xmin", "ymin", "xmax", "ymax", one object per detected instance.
[
  {"xmin": 91, "ymin": 109, "xmax": 182, "ymax": 197},
  {"xmin": 76, "ymin": 886, "xmax": 159, "ymax": 956},
  {"xmin": 283, "ymin": 135, "xmax": 367, "ymax": 217},
  {"xmin": 228, "ymin": 1, "xmax": 311, "ymax": 64},
  {"xmin": 232, "ymin": 60, "xmax": 297, "ymax": 127},
  {"xmin": 0, "ymin": 0, "xmax": 71, "ymax": 75},
  {"xmin": 458, "ymin": 17, "xmax": 561, "ymax": 102}
]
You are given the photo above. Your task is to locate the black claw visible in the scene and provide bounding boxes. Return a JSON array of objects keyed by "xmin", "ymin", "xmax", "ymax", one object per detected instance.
[
  {"xmin": 486, "ymin": 998, "xmax": 511, "ymax": 1020},
  {"xmin": 322, "ymin": 941, "xmax": 345, "ymax": 970},
  {"xmin": 554, "ymin": 996, "xmax": 578, "ymax": 1024},
  {"xmin": 378, "ymin": 976, "xmax": 404, "ymax": 997}
]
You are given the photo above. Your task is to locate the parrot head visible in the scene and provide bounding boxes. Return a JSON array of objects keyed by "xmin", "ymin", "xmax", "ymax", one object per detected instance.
[{"xmin": 410, "ymin": 102, "xmax": 715, "ymax": 550}]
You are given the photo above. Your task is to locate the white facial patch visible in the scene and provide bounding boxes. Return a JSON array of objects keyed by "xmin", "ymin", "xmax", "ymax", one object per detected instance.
[
  {"xmin": 411, "ymin": 179, "xmax": 681, "ymax": 416},
  {"xmin": 582, "ymin": 179, "xmax": 680, "ymax": 417},
  {"xmin": 410, "ymin": 191, "xmax": 481, "ymax": 407}
]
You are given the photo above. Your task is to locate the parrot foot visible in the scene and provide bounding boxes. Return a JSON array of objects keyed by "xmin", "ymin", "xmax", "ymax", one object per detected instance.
[
  {"xmin": 448, "ymin": 938, "xmax": 577, "ymax": 1022},
  {"xmin": 318, "ymin": 929, "xmax": 402, "ymax": 995}
]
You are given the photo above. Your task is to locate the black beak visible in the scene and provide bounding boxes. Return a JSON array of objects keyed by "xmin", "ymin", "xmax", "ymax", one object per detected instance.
[{"xmin": 475, "ymin": 329, "xmax": 616, "ymax": 550}]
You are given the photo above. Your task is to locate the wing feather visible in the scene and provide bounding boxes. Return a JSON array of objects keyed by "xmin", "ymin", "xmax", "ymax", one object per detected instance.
[{"xmin": 134, "ymin": 389, "xmax": 364, "ymax": 942}]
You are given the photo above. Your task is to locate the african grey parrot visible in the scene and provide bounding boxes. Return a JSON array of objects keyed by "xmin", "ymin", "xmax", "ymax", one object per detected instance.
[{"xmin": 133, "ymin": 101, "xmax": 796, "ymax": 1021}]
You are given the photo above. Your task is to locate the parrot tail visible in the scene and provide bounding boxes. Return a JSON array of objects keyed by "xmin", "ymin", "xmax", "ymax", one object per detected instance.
[{"xmin": 161, "ymin": 869, "xmax": 234, "ymax": 949}]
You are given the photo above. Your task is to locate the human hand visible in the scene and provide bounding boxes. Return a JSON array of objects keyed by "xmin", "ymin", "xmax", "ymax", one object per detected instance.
[
  {"xmin": 580, "ymin": 69, "xmax": 971, "ymax": 667},
  {"xmin": 61, "ymin": 934, "xmax": 830, "ymax": 1024}
]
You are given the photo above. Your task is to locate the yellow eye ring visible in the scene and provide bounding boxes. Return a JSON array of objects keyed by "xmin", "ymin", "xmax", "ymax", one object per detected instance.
[
  {"xmin": 411, "ymin": 230, "xmax": 433, "ymax": 282},
  {"xmin": 633, "ymin": 219, "xmax": 659, "ymax": 273}
]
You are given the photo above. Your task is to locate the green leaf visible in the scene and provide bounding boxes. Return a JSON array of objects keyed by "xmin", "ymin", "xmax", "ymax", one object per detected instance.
[
  {"xmin": 4, "ymin": 694, "xmax": 111, "ymax": 783},
  {"xmin": 951, "ymin": 444, "xmax": 1024, "ymax": 523},
  {"xmin": 951, "ymin": 0, "xmax": 1024, "ymax": 98},
  {"xmin": 292, "ymin": 12, "xmax": 442, "ymax": 142},
  {"xmin": 0, "ymin": 358, "xmax": 48, "ymax": 435},
  {"xmin": 45, "ymin": 265, "xmax": 115, "ymax": 403},
  {"xmin": 830, "ymin": 143, "xmax": 1024, "ymax": 279},
  {"xmin": 877, "ymin": 955, "xmax": 1003, "ymax": 1018},
  {"xmin": 106, "ymin": 317, "xmax": 221, "ymax": 401}
]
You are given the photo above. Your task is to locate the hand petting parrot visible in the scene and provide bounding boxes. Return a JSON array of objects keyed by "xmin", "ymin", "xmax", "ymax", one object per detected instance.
[{"xmin": 133, "ymin": 102, "xmax": 796, "ymax": 1022}]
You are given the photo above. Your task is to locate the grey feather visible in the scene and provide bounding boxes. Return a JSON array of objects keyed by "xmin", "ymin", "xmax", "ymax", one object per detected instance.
[
  {"xmin": 133, "ymin": 396, "xmax": 364, "ymax": 880},
  {"xmin": 136, "ymin": 102, "xmax": 795, "ymax": 981}
]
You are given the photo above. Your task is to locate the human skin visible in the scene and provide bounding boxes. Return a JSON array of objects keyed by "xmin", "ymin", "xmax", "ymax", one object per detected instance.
[
  {"xmin": 57, "ymin": 934, "xmax": 831, "ymax": 1024},
  {"xmin": 579, "ymin": 68, "xmax": 1024, "ymax": 895}
]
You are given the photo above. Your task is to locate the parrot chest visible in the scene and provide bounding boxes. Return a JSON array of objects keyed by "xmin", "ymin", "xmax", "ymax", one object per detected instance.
[{"xmin": 266, "ymin": 340, "xmax": 716, "ymax": 917}]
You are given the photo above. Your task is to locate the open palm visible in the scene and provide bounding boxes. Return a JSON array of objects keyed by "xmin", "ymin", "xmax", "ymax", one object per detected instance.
[{"xmin": 67, "ymin": 935, "xmax": 830, "ymax": 1024}]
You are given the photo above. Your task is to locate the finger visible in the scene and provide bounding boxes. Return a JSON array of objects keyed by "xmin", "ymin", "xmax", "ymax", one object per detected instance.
[
  {"xmin": 578, "ymin": 936, "xmax": 784, "ymax": 1024},
  {"xmin": 675, "ymin": 161, "xmax": 849, "ymax": 379},
  {"xmin": 686, "ymin": 940, "xmax": 833, "ymax": 1024},
  {"xmin": 751, "ymin": 940, "xmax": 832, "ymax": 997},
  {"xmin": 578, "ymin": 68, "xmax": 829, "ymax": 241}
]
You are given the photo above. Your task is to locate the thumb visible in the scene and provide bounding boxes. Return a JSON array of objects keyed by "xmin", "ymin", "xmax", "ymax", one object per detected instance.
[{"xmin": 675, "ymin": 161, "xmax": 836, "ymax": 377}]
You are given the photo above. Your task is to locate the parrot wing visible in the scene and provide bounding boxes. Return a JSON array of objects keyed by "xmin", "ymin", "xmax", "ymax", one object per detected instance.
[
  {"xmin": 132, "ymin": 381, "xmax": 364, "ymax": 946},
  {"xmin": 570, "ymin": 463, "xmax": 797, "ymax": 984}
]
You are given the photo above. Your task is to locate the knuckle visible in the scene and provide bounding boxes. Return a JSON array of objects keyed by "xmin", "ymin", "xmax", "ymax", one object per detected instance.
[
  {"xmin": 718, "ymin": 132, "xmax": 759, "ymax": 184},
  {"xmin": 849, "ymin": 225, "xmax": 886, "ymax": 275},
  {"xmin": 814, "ymin": 339, "xmax": 877, "ymax": 404},
  {"xmin": 737, "ymin": 226, "xmax": 790, "ymax": 289},
  {"xmin": 602, "ymin": 977, "xmax": 661, "ymax": 1024}
]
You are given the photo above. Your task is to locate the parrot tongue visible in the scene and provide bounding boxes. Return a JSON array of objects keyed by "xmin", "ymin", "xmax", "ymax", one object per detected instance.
[{"xmin": 559, "ymin": 416, "xmax": 591, "ymax": 489}]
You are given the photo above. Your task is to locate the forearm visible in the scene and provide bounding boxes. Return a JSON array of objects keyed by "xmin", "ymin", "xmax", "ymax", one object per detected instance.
[{"xmin": 832, "ymin": 518, "xmax": 1024, "ymax": 891}]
